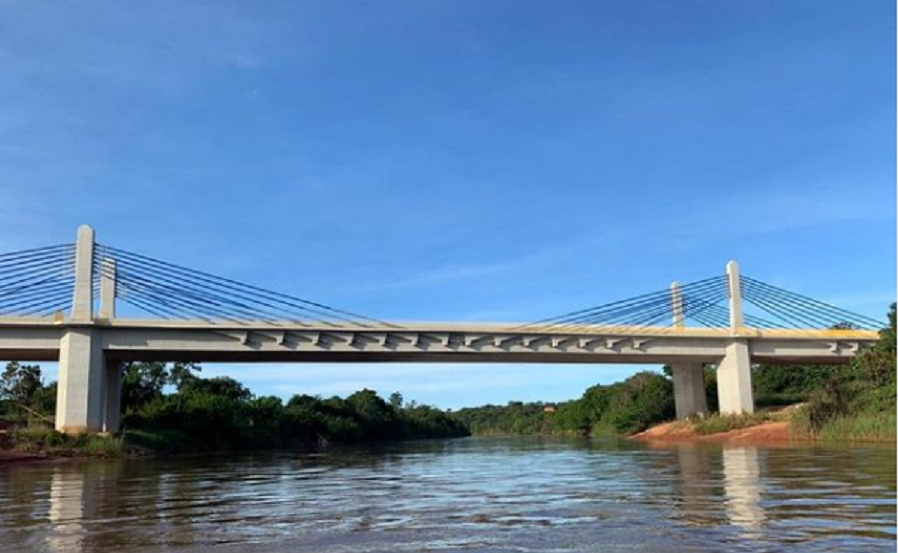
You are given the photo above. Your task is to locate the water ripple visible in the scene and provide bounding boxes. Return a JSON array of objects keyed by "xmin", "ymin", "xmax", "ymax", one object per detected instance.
[{"xmin": 0, "ymin": 438, "xmax": 894, "ymax": 552}]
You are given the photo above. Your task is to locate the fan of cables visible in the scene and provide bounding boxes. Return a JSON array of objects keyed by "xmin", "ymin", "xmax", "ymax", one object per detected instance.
[
  {"xmin": 739, "ymin": 275, "xmax": 882, "ymax": 331},
  {"xmin": 0, "ymin": 244, "xmax": 77, "ymax": 317},
  {"xmin": 94, "ymin": 244, "xmax": 392, "ymax": 328},
  {"xmin": 522, "ymin": 275, "xmax": 732, "ymax": 330}
]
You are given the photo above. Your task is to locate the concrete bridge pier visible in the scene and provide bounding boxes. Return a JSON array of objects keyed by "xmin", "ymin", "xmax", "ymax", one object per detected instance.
[
  {"xmin": 671, "ymin": 363, "xmax": 708, "ymax": 419},
  {"xmin": 102, "ymin": 362, "xmax": 122, "ymax": 434},
  {"xmin": 55, "ymin": 225, "xmax": 122, "ymax": 434},
  {"xmin": 56, "ymin": 328, "xmax": 108, "ymax": 433}
]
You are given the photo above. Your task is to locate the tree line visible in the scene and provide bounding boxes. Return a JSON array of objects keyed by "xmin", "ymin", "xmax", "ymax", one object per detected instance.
[{"xmin": 0, "ymin": 361, "xmax": 468, "ymax": 450}]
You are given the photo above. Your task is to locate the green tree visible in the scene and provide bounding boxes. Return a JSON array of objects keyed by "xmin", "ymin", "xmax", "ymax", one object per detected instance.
[
  {"xmin": 121, "ymin": 361, "xmax": 169, "ymax": 413},
  {"xmin": 168, "ymin": 362, "xmax": 202, "ymax": 391},
  {"xmin": 389, "ymin": 391, "xmax": 404, "ymax": 409},
  {"xmin": 1, "ymin": 361, "xmax": 42, "ymax": 405},
  {"xmin": 0, "ymin": 361, "xmax": 45, "ymax": 422}
]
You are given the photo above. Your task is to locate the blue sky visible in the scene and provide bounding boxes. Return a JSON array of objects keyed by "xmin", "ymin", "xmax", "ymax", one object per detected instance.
[{"xmin": 1, "ymin": 1, "xmax": 894, "ymax": 408}]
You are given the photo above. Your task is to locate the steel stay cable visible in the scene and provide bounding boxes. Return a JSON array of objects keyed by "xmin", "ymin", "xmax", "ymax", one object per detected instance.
[
  {"xmin": 741, "ymin": 275, "xmax": 882, "ymax": 325},
  {"xmin": 691, "ymin": 311, "xmax": 726, "ymax": 328},
  {"xmin": 528, "ymin": 276, "xmax": 726, "ymax": 326},
  {"xmin": 109, "ymin": 262, "xmax": 315, "ymax": 325},
  {"xmin": 1, "ymin": 291, "xmax": 74, "ymax": 315},
  {"xmin": 574, "ymin": 276, "xmax": 727, "ymax": 322},
  {"xmin": 114, "ymin": 268, "xmax": 292, "ymax": 325},
  {"xmin": 523, "ymin": 287, "xmax": 675, "ymax": 326},
  {"xmin": 628, "ymin": 288, "xmax": 730, "ymax": 331},
  {"xmin": 0, "ymin": 243, "xmax": 74, "ymax": 263},
  {"xmin": 574, "ymin": 286, "xmax": 728, "ymax": 333},
  {"xmin": 700, "ymin": 303, "xmax": 785, "ymax": 329},
  {"xmin": 0, "ymin": 258, "xmax": 74, "ymax": 282},
  {"xmin": 102, "ymin": 245, "xmax": 389, "ymax": 326},
  {"xmin": 635, "ymin": 286, "xmax": 729, "ymax": 332},
  {"xmin": 117, "ymin": 280, "xmax": 256, "ymax": 325},
  {"xmin": 116, "ymin": 285, "xmax": 194, "ymax": 320},
  {"xmin": 0, "ymin": 275, "xmax": 74, "ymax": 298},
  {"xmin": 102, "ymin": 251, "xmax": 373, "ymax": 327},
  {"xmin": 0, "ymin": 288, "xmax": 75, "ymax": 315},
  {"xmin": 630, "ymin": 289, "xmax": 731, "ymax": 334},
  {"xmin": 691, "ymin": 306, "xmax": 727, "ymax": 325},
  {"xmin": 738, "ymin": 287, "xmax": 818, "ymax": 328},
  {"xmin": 0, "ymin": 267, "xmax": 78, "ymax": 300},
  {"xmin": 99, "ymin": 256, "xmax": 318, "ymax": 322},
  {"xmin": 118, "ymin": 275, "xmax": 303, "ymax": 326},
  {"xmin": 0, "ymin": 250, "xmax": 75, "ymax": 275},
  {"xmin": 740, "ymin": 286, "xmax": 827, "ymax": 328},
  {"xmin": 112, "ymin": 264, "xmax": 324, "ymax": 326},
  {"xmin": 117, "ymin": 290, "xmax": 198, "ymax": 321},
  {"xmin": 20, "ymin": 298, "xmax": 73, "ymax": 317},
  {"xmin": 117, "ymin": 283, "xmax": 223, "ymax": 323},
  {"xmin": 741, "ymin": 277, "xmax": 874, "ymax": 326},
  {"xmin": 741, "ymin": 281, "xmax": 857, "ymax": 329},
  {"xmin": 0, "ymin": 280, "xmax": 76, "ymax": 308},
  {"xmin": 544, "ymin": 277, "xmax": 727, "ymax": 328},
  {"xmin": 0, "ymin": 256, "xmax": 75, "ymax": 282},
  {"xmin": 741, "ymin": 277, "xmax": 882, "ymax": 328},
  {"xmin": 556, "ymin": 288, "xmax": 727, "ymax": 335},
  {"xmin": 688, "ymin": 303, "xmax": 783, "ymax": 329},
  {"xmin": 593, "ymin": 283, "xmax": 728, "ymax": 328}
]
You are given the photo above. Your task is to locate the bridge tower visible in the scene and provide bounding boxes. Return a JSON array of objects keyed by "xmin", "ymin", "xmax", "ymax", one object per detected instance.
[
  {"xmin": 55, "ymin": 225, "xmax": 121, "ymax": 433},
  {"xmin": 669, "ymin": 281, "xmax": 709, "ymax": 419},
  {"xmin": 717, "ymin": 260, "xmax": 754, "ymax": 415}
]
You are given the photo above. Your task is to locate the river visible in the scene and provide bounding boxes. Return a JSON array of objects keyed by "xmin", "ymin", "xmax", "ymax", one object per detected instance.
[{"xmin": 0, "ymin": 438, "xmax": 894, "ymax": 552}]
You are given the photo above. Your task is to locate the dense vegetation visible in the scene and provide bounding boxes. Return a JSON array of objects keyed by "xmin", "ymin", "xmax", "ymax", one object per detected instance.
[
  {"xmin": 793, "ymin": 304, "xmax": 896, "ymax": 441},
  {"xmin": 0, "ymin": 362, "xmax": 467, "ymax": 453},
  {"xmin": 453, "ymin": 371, "xmax": 676, "ymax": 437}
]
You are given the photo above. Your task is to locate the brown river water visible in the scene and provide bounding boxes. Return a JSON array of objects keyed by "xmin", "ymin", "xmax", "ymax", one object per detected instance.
[{"xmin": 0, "ymin": 437, "xmax": 894, "ymax": 552}]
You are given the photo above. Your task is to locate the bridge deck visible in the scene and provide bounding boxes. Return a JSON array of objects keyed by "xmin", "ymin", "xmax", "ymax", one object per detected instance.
[{"xmin": 0, "ymin": 317, "xmax": 879, "ymax": 366}]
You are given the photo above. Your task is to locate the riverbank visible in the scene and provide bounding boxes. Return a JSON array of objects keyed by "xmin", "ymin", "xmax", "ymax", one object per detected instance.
[
  {"xmin": 0, "ymin": 428, "xmax": 131, "ymax": 464},
  {"xmin": 630, "ymin": 417, "xmax": 792, "ymax": 444},
  {"xmin": 630, "ymin": 403, "xmax": 896, "ymax": 445}
]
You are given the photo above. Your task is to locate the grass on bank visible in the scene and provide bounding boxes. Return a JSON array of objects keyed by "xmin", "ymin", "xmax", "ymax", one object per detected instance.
[
  {"xmin": 691, "ymin": 412, "xmax": 774, "ymax": 436},
  {"xmin": 792, "ymin": 406, "xmax": 897, "ymax": 443},
  {"xmin": 794, "ymin": 410, "xmax": 896, "ymax": 442},
  {"xmin": 5, "ymin": 426, "xmax": 126, "ymax": 457}
]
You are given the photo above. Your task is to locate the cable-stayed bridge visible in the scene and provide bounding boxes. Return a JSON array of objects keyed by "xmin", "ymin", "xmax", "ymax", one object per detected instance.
[{"xmin": 0, "ymin": 226, "xmax": 884, "ymax": 433}]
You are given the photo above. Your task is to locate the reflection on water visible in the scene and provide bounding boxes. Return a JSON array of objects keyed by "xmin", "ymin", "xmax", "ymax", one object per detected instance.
[
  {"xmin": 722, "ymin": 447, "xmax": 764, "ymax": 535},
  {"xmin": 47, "ymin": 468, "xmax": 86, "ymax": 553},
  {"xmin": 1, "ymin": 438, "xmax": 894, "ymax": 553}
]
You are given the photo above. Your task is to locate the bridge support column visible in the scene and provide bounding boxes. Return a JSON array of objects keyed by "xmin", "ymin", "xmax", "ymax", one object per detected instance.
[
  {"xmin": 717, "ymin": 340, "xmax": 754, "ymax": 415},
  {"xmin": 55, "ymin": 329, "xmax": 107, "ymax": 433},
  {"xmin": 102, "ymin": 362, "xmax": 122, "ymax": 434},
  {"xmin": 671, "ymin": 363, "xmax": 708, "ymax": 419}
]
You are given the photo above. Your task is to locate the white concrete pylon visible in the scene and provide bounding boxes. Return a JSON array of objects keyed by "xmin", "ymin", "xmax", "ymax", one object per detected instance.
[
  {"xmin": 671, "ymin": 281, "xmax": 685, "ymax": 328},
  {"xmin": 99, "ymin": 258, "xmax": 116, "ymax": 320},
  {"xmin": 71, "ymin": 225, "xmax": 95, "ymax": 322},
  {"xmin": 726, "ymin": 260, "xmax": 745, "ymax": 331}
]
